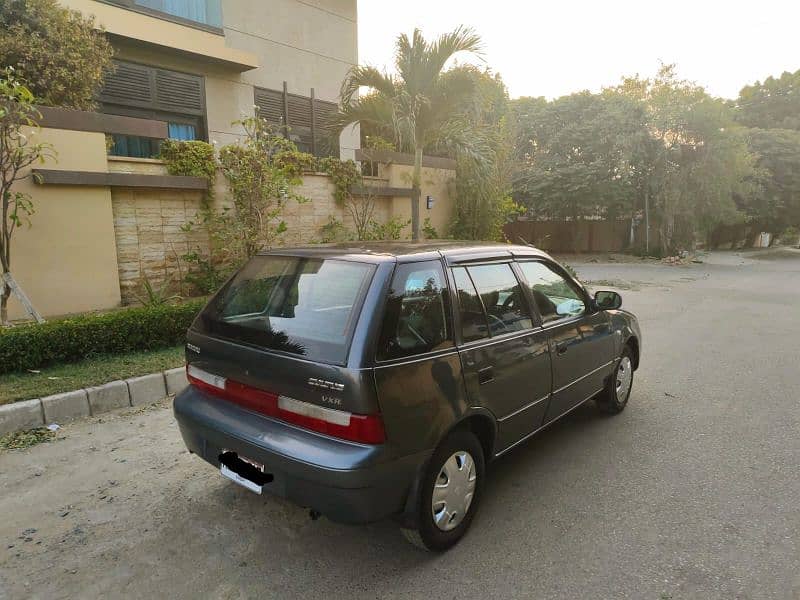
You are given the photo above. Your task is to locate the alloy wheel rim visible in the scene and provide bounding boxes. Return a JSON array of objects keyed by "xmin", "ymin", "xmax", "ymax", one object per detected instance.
[
  {"xmin": 431, "ymin": 451, "xmax": 477, "ymax": 532},
  {"xmin": 615, "ymin": 356, "xmax": 633, "ymax": 402}
]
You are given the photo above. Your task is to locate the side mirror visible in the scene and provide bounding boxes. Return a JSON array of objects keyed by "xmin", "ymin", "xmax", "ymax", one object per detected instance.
[{"xmin": 594, "ymin": 290, "xmax": 622, "ymax": 310}]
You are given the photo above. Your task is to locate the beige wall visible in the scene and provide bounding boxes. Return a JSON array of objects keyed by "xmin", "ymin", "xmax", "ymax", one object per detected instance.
[
  {"xmin": 381, "ymin": 164, "xmax": 457, "ymax": 239},
  {"xmin": 9, "ymin": 128, "xmax": 121, "ymax": 320}
]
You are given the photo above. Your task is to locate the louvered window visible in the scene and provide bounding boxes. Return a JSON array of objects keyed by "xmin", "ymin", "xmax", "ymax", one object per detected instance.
[
  {"xmin": 254, "ymin": 86, "xmax": 339, "ymax": 157},
  {"xmin": 100, "ymin": 60, "xmax": 206, "ymax": 158},
  {"xmin": 254, "ymin": 88, "xmax": 285, "ymax": 125}
]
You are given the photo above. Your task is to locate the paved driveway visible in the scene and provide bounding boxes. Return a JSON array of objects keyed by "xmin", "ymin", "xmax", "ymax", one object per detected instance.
[{"xmin": 1, "ymin": 250, "xmax": 799, "ymax": 599}]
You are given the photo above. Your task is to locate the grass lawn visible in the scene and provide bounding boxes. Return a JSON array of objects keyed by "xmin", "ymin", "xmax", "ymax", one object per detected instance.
[{"xmin": 0, "ymin": 346, "xmax": 185, "ymax": 405}]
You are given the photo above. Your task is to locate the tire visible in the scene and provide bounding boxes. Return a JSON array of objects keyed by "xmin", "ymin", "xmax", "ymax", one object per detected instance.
[
  {"xmin": 400, "ymin": 429, "xmax": 485, "ymax": 552},
  {"xmin": 597, "ymin": 345, "xmax": 635, "ymax": 414}
]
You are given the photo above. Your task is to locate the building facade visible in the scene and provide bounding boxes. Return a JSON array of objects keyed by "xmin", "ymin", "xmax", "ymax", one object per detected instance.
[
  {"xmin": 6, "ymin": 1, "xmax": 458, "ymax": 321},
  {"xmin": 60, "ymin": 0, "xmax": 360, "ymax": 158}
]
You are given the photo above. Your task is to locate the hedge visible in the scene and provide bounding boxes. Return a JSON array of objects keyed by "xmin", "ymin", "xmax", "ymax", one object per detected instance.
[{"xmin": 0, "ymin": 300, "xmax": 206, "ymax": 375}]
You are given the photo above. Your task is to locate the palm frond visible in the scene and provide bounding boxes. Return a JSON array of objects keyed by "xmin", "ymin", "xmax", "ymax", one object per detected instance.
[
  {"xmin": 425, "ymin": 116, "xmax": 493, "ymax": 168},
  {"xmin": 329, "ymin": 92, "xmax": 395, "ymax": 139},
  {"xmin": 427, "ymin": 26, "xmax": 484, "ymax": 76},
  {"xmin": 340, "ymin": 65, "xmax": 397, "ymax": 106}
]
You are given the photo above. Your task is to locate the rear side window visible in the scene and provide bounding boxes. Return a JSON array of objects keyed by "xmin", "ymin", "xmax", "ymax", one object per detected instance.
[
  {"xmin": 196, "ymin": 256, "xmax": 374, "ymax": 364},
  {"xmin": 467, "ymin": 264, "xmax": 533, "ymax": 334},
  {"xmin": 377, "ymin": 261, "xmax": 453, "ymax": 361},
  {"xmin": 452, "ymin": 267, "xmax": 490, "ymax": 342}
]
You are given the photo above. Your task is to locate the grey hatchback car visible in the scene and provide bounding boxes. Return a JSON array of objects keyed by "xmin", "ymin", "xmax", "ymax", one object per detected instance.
[{"xmin": 174, "ymin": 242, "xmax": 641, "ymax": 551}]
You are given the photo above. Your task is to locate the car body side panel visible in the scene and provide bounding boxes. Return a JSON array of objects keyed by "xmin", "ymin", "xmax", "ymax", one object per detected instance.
[
  {"xmin": 543, "ymin": 311, "xmax": 616, "ymax": 423},
  {"xmin": 373, "ymin": 350, "xmax": 470, "ymax": 456},
  {"xmin": 459, "ymin": 330, "xmax": 552, "ymax": 451},
  {"xmin": 608, "ymin": 309, "xmax": 642, "ymax": 367}
]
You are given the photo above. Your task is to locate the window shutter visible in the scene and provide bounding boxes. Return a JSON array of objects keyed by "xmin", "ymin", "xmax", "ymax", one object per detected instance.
[
  {"xmin": 154, "ymin": 69, "xmax": 205, "ymax": 115},
  {"xmin": 100, "ymin": 60, "xmax": 204, "ymax": 116},
  {"xmin": 100, "ymin": 61, "xmax": 154, "ymax": 108},
  {"xmin": 254, "ymin": 87, "xmax": 285, "ymax": 124},
  {"xmin": 314, "ymin": 100, "xmax": 339, "ymax": 157},
  {"xmin": 288, "ymin": 94, "xmax": 313, "ymax": 128},
  {"xmin": 253, "ymin": 86, "xmax": 340, "ymax": 157}
]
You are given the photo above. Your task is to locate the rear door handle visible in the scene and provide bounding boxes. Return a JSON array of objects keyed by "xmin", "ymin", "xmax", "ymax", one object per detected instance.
[
  {"xmin": 477, "ymin": 366, "xmax": 494, "ymax": 385},
  {"xmin": 556, "ymin": 342, "xmax": 568, "ymax": 355}
]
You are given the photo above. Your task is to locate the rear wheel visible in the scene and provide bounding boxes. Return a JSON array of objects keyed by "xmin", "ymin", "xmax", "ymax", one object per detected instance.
[
  {"xmin": 401, "ymin": 429, "xmax": 485, "ymax": 552},
  {"xmin": 597, "ymin": 345, "xmax": 634, "ymax": 414}
]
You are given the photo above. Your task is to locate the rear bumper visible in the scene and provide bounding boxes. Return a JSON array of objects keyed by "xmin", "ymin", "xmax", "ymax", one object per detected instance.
[{"xmin": 173, "ymin": 385, "xmax": 429, "ymax": 524}]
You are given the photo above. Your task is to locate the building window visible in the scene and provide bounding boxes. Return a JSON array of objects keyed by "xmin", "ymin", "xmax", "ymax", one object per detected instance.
[
  {"xmin": 109, "ymin": 0, "xmax": 222, "ymax": 29},
  {"xmin": 254, "ymin": 86, "xmax": 339, "ymax": 157},
  {"xmin": 100, "ymin": 60, "xmax": 206, "ymax": 159}
]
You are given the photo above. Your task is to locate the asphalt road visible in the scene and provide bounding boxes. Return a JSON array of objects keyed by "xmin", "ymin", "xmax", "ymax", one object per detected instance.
[{"xmin": 1, "ymin": 249, "xmax": 799, "ymax": 599}]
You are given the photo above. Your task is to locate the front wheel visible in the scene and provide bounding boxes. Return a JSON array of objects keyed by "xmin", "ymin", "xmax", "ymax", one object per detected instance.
[
  {"xmin": 401, "ymin": 429, "xmax": 485, "ymax": 552},
  {"xmin": 597, "ymin": 346, "xmax": 634, "ymax": 414}
]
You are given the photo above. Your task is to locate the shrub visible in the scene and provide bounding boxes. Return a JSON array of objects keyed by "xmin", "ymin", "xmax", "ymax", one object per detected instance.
[
  {"xmin": 0, "ymin": 300, "xmax": 206, "ymax": 374},
  {"xmin": 160, "ymin": 140, "xmax": 217, "ymax": 187},
  {"xmin": 0, "ymin": 0, "xmax": 114, "ymax": 110}
]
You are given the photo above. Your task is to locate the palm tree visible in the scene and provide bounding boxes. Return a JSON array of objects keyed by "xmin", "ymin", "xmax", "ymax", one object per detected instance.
[{"xmin": 335, "ymin": 27, "xmax": 484, "ymax": 239}]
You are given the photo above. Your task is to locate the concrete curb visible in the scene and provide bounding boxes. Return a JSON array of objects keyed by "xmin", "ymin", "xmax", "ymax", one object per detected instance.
[
  {"xmin": 127, "ymin": 373, "xmax": 167, "ymax": 406},
  {"xmin": 164, "ymin": 367, "xmax": 189, "ymax": 396},
  {"xmin": 42, "ymin": 390, "xmax": 90, "ymax": 423},
  {"xmin": 0, "ymin": 366, "xmax": 189, "ymax": 438},
  {"xmin": 87, "ymin": 380, "xmax": 130, "ymax": 414},
  {"xmin": 0, "ymin": 399, "xmax": 45, "ymax": 436}
]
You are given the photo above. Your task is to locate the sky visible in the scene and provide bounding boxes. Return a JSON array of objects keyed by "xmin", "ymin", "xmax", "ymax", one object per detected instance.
[{"xmin": 357, "ymin": 0, "xmax": 800, "ymax": 100}]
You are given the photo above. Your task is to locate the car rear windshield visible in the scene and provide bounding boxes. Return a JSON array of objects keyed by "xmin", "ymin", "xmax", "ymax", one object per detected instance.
[{"xmin": 195, "ymin": 255, "xmax": 375, "ymax": 364}]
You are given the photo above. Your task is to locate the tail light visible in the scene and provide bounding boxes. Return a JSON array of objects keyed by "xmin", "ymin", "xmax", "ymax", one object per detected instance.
[{"xmin": 186, "ymin": 365, "xmax": 385, "ymax": 444}]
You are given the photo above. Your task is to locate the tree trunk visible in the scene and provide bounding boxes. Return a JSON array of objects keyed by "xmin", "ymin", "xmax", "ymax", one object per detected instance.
[
  {"xmin": 0, "ymin": 283, "xmax": 8, "ymax": 326},
  {"xmin": 411, "ymin": 147, "xmax": 423, "ymax": 240}
]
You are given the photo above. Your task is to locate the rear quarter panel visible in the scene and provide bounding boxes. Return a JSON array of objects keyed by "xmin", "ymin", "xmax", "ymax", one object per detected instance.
[{"xmin": 373, "ymin": 350, "xmax": 471, "ymax": 456}]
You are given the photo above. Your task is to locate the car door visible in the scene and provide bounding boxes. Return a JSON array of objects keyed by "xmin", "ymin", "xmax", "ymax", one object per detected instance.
[
  {"xmin": 516, "ymin": 260, "xmax": 615, "ymax": 423},
  {"xmin": 450, "ymin": 262, "xmax": 552, "ymax": 452}
]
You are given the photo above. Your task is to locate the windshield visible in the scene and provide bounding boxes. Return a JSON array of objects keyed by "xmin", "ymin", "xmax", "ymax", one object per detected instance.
[{"xmin": 195, "ymin": 256, "xmax": 375, "ymax": 364}]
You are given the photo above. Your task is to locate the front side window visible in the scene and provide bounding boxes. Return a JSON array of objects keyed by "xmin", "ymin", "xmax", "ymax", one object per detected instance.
[
  {"xmin": 466, "ymin": 264, "xmax": 533, "ymax": 335},
  {"xmin": 377, "ymin": 261, "xmax": 453, "ymax": 361},
  {"xmin": 517, "ymin": 261, "xmax": 586, "ymax": 323},
  {"xmin": 196, "ymin": 256, "xmax": 374, "ymax": 364}
]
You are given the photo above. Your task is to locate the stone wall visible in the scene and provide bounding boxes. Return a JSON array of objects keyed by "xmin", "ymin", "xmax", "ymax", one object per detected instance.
[
  {"xmin": 108, "ymin": 160, "xmax": 453, "ymax": 306},
  {"xmin": 282, "ymin": 173, "xmax": 391, "ymax": 245},
  {"xmin": 108, "ymin": 168, "xmax": 389, "ymax": 304},
  {"xmin": 111, "ymin": 186, "xmax": 209, "ymax": 304}
]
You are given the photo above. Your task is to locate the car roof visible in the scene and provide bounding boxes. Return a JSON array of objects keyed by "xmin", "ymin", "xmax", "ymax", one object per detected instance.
[{"xmin": 258, "ymin": 240, "xmax": 552, "ymax": 263}]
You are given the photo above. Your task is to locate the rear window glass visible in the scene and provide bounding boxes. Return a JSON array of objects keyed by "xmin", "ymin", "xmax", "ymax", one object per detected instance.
[{"xmin": 196, "ymin": 256, "xmax": 374, "ymax": 364}]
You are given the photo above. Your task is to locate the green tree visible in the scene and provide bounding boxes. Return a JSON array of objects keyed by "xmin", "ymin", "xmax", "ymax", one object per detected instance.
[
  {"xmin": 512, "ymin": 90, "xmax": 651, "ymax": 249},
  {"xmin": 0, "ymin": 68, "xmax": 54, "ymax": 324},
  {"xmin": 334, "ymin": 26, "xmax": 483, "ymax": 239},
  {"xmin": 735, "ymin": 69, "xmax": 800, "ymax": 130},
  {"xmin": 450, "ymin": 67, "xmax": 521, "ymax": 241},
  {"xmin": 0, "ymin": 0, "xmax": 114, "ymax": 110},
  {"xmin": 617, "ymin": 65, "xmax": 756, "ymax": 251},
  {"xmin": 742, "ymin": 128, "xmax": 800, "ymax": 229}
]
